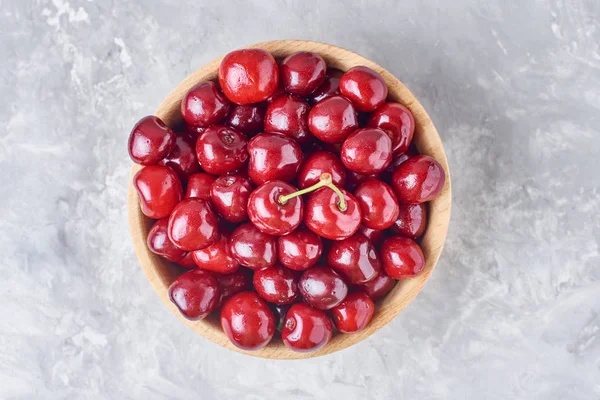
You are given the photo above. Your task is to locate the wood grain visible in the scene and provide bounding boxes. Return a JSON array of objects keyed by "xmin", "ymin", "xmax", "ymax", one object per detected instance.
[{"xmin": 127, "ymin": 40, "xmax": 452, "ymax": 359}]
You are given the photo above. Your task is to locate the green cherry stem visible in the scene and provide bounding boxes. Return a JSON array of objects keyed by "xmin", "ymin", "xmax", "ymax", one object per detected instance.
[{"xmin": 278, "ymin": 173, "xmax": 347, "ymax": 211}]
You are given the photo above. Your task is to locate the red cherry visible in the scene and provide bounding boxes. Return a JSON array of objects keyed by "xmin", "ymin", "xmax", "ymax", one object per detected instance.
[
  {"xmin": 175, "ymin": 252, "xmax": 195, "ymax": 268},
  {"xmin": 280, "ymin": 51, "xmax": 326, "ymax": 96},
  {"xmin": 247, "ymin": 181, "xmax": 303, "ymax": 236},
  {"xmin": 185, "ymin": 173, "xmax": 216, "ymax": 200},
  {"xmin": 297, "ymin": 151, "xmax": 346, "ymax": 189},
  {"xmin": 218, "ymin": 49, "xmax": 279, "ymax": 104},
  {"xmin": 168, "ymin": 269, "xmax": 219, "ymax": 320},
  {"xmin": 368, "ymin": 102, "xmax": 415, "ymax": 155},
  {"xmin": 282, "ymin": 303, "xmax": 332, "ymax": 352},
  {"xmin": 247, "ymin": 133, "xmax": 303, "ymax": 185},
  {"xmin": 180, "ymin": 81, "xmax": 230, "ymax": 127},
  {"xmin": 327, "ymin": 233, "xmax": 381, "ymax": 284},
  {"xmin": 391, "ymin": 203, "xmax": 428, "ymax": 238},
  {"xmin": 345, "ymin": 170, "xmax": 381, "ymax": 192},
  {"xmin": 356, "ymin": 271, "xmax": 396, "ymax": 300},
  {"xmin": 133, "ymin": 165, "xmax": 183, "ymax": 219},
  {"xmin": 253, "ymin": 265, "xmax": 299, "ymax": 305},
  {"xmin": 277, "ymin": 227, "xmax": 322, "ymax": 271},
  {"xmin": 264, "ymin": 95, "xmax": 312, "ymax": 144},
  {"xmin": 167, "ymin": 198, "xmax": 219, "ymax": 251},
  {"xmin": 195, "ymin": 125, "xmax": 248, "ymax": 175},
  {"xmin": 358, "ymin": 225, "xmax": 386, "ymax": 247},
  {"xmin": 128, "ymin": 116, "xmax": 176, "ymax": 165},
  {"xmin": 308, "ymin": 95, "xmax": 358, "ymax": 143},
  {"xmin": 354, "ymin": 179, "xmax": 400, "ymax": 230},
  {"xmin": 220, "ymin": 291, "xmax": 275, "ymax": 350},
  {"xmin": 229, "ymin": 223, "xmax": 277, "ymax": 270},
  {"xmin": 380, "ymin": 149, "xmax": 416, "ymax": 182},
  {"xmin": 340, "ymin": 128, "xmax": 392, "ymax": 174},
  {"xmin": 298, "ymin": 266, "xmax": 348, "ymax": 310},
  {"xmin": 380, "ymin": 236, "xmax": 425, "ymax": 279},
  {"xmin": 305, "ymin": 187, "xmax": 361, "ymax": 241},
  {"xmin": 160, "ymin": 133, "xmax": 201, "ymax": 178},
  {"xmin": 216, "ymin": 268, "xmax": 252, "ymax": 305},
  {"xmin": 225, "ymin": 103, "xmax": 265, "ymax": 136},
  {"xmin": 192, "ymin": 234, "xmax": 239, "ymax": 274},
  {"xmin": 339, "ymin": 66, "xmax": 388, "ymax": 112},
  {"xmin": 391, "ymin": 155, "xmax": 445, "ymax": 203},
  {"xmin": 308, "ymin": 69, "xmax": 343, "ymax": 104},
  {"xmin": 147, "ymin": 219, "xmax": 186, "ymax": 262},
  {"xmin": 210, "ymin": 174, "xmax": 252, "ymax": 223},
  {"xmin": 331, "ymin": 292, "xmax": 375, "ymax": 333}
]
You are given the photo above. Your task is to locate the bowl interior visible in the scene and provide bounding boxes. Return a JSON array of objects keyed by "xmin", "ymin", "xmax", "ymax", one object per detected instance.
[{"xmin": 128, "ymin": 40, "xmax": 451, "ymax": 359}]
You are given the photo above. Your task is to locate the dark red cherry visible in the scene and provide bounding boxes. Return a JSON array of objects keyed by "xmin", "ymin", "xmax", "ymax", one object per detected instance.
[
  {"xmin": 391, "ymin": 155, "xmax": 445, "ymax": 203},
  {"xmin": 297, "ymin": 151, "xmax": 346, "ymax": 189},
  {"xmin": 368, "ymin": 102, "xmax": 415, "ymax": 155},
  {"xmin": 356, "ymin": 271, "xmax": 396, "ymax": 300},
  {"xmin": 298, "ymin": 266, "xmax": 348, "ymax": 310},
  {"xmin": 192, "ymin": 234, "xmax": 239, "ymax": 274},
  {"xmin": 308, "ymin": 95, "xmax": 358, "ymax": 143},
  {"xmin": 218, "ymin": 49, "xmax": 279, "ymax": 104},
  {"xmin": 160, "ymin": 133, "xmax": 201, "ymax": 178},
  {"xmin": 339, "ymin": 66, "xmax": 388, "ymax": 112},
  {"xmin": 176, "ymin": 252, "xmax": 196, "ymax": 268},
  {"xmin": 147, "ymin": 218, "xmax": 186, "ymax": 262},
  {"xmin": 308, "ymin": 69, "xmax": 343, "ymax": 104},
  {"xmin": 220, "ymin": 292, "xmax": 275, "ymax": 350},
  {"xmin": 331, "ymin": 292, "xmax": 375, "ymax": 333},
  {"xmin": 354, "ymin": 179, "xmax": 400, "ymax": 230},
  {"xmin": 340, "ymin": 128, "xmax": 392, "ymax": 174},
  {"xmin": 264, "ymin": 95, "xmax": 311, "ymax": 144},
  {"xmin": 345, "ymin": 170, "xmax": 381, "ymax": 192},
  {"xmin": 185, "ymin": 173, "xmax": 216, "ymax": 200},
  {"xmin": 391, "ymin": 203, "xmax": 428, "ymax": 238},
  {"xmin": 247, "ymin": 181, "xmax": 303, "ymax": 236},
  {"xmin": 128, "ymin": 116, "xmax": 176, "ymax": 165},
  {"xmin": 184, "ymin": 124, "xmax": 205, "ymax": 138},
  {"xmin": 195, "ymin": 125, "xmax": 248, "ymax": 175},
  {"xmin": 180, "ymin": 81, "xmax": 230, "ymax": 127},
  {"xmin": 225, "ymin": 103, "xmax": 265, "ymax": 136},
  {"xmin": 133, "ymin": 165, "xmax": 183, "ymax": 219},
  {"xmin": 169, "ymin": 269, "xmax": 219, "ymax": 320},
  {"xmin": 277, "ymin": 227, "xmax": 322, "ymax": 271},
  {"xmin": 280, "ymin": 51, "xmax": 326, "ymax": 96},
  {"xmin": 380, "ymin": 236, "xmax": 425, "ymax": 279},
  {"xmin": 327, "ymin": 233, "xmax": 380, "ymax": 284},
  {"xmin": 216, "ymin": 268, "xmax": 252, "ymax": 305},
  {"xmin": 380, "ymin": 149, "xmax": 416, "ymax": 182},
  {"xmin": 229, "ymin": 223, "xmax": 277, "ymax": 270},
  {"xmin": 282, "ymin": 303, "xmax": 332, "ymax": 352},
  {"xmin": 305, "ymin": 188, "xmax": 361, "ymax": 241},
  {"xmin": 167, "ymin": 198, "xmax": 219, "ymax": 251},
  {"xmin": 247, "ymin": 133, "xmax": 303, "ymax": 185},
  {"xmin": 210, "ymin": 174, "xmax": 252, "ymax": 223},
  {"xmin": 253, "ymin": 265, "xmax": 299, "ymax": 305}
]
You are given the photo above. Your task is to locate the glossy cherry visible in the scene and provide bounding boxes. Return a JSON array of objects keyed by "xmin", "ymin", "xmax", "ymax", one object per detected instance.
[
  {"xmin": 356, "ymin": 271, "xmax": 396, "ymax": 300},
  {"xmin": 185, "ymin": 173, "xmax": 216, "ymax": 200},
  {"xmin": 133, "ymin": 165, "xmax": 183, "ymax": 219},
  {"xmin": 305, "ymin": 186, "xmax": 361, "ymax": 241},
  {"xmin": 225, "ymin": 103, "xmax": 265, "ymax": 136},
  {"xmin": 253, "ymin": 265, "xmax": 299, "ymax": 305},
  {"xmin": 368, "ymin": 102, "xmax": 415, "ymax": 155},
  {"xmin": 195, "ymin": 125, "xmax": 248, "ymax": 175},
  {"xmin": 216, "ymin": 268, "xmax": 252, "ymax": 304},
  {"xmin": 331, "ymin": 292, "xmax": 375, "ymax": 333},
  {"xmin": 297, "ymin": 151, "xmax": 346, "ymax": 190},
  {"xmin": 277, "ymin": 227, "xmax": 322, "ymax": 271},
  {"xmin": 298, "ymin": 266, "xmax": 348, "ymax": 310},
  {"xmin": 380, "ymin": 236, "xmax": 425, "ymax": 279},
  {"xmin": 181, "ymin": 81, "xmax": 230, "ymax": 127},
  {"xmin": 218, "ymin": 48, "xmax": 279, "ymax": 104},
  {"xmin": 339, "ymin": 66, "xmax": 388, "ymax": 112},
  {"xmin": 247, "ymin": 181, "xmax": 303, "ymax": 236},
  {"xmin": 380, "ymin": 149, "xmax": 416, "ymax": 181},
  {"xmin": 308, "ymin": 95, "xmax": 358, "ymax": 143},
  {"xmin": 192, "ymin": 234, "xmax": 239, "ymax": 274},
  {"xmin": 264, "ymin": 94, "xmax": 311, "ymax": 144},
  {"xmin": 282, "ymin": 303, "xmax": 332, "ymax": 352},
  {"xmin": 229, "ymin": 223, "xmax": 277, "ymax": 270},
  {"xmin": 280, "ymin": 51, "xmax": 327, "ymax": 96},
  {"xmin": 340, "ymin": 128, "xmax": 392, "ymax": 174},
  {"xmin": 160, "ymin": 133, "xmax": 201, "ymax": 177},
  {"xmin": 220, "ymin": 291, "xmax": 275, "ymax": 350},
  {"xmin": 358, "ymin": 225, "xmax": 386, "ymax": 247},
  {"xmin": 167, "ymin": 198, "xmax": 219, "ymax": 251},
  {"xmin": 128, "ymin": 116, "xmax": 176, "ymax": 165},
  {"xmin": 176, "ymin": 252, "xmax": 196, "ymax": 268},
  {"xmin": 327, "ymin": 233, "xmax": 381, "ymax": 284},
  {"xmin": 391, "ymin": 203, "xmax": 428, "ymax": 238},
  {"xmin": 168, "ymin": 269, "xmax": 220, "ymax": 320},
  {"xmin": 147, "ymin": 218, "xmax": 186, "ymax": 262},
  {"xmin": 354, "ymin": 179, "xmax": 400, "ymax": 230},
  {"xmin": 210, "ymin": 174, "xmax": 252, "ymax": 223},
  {"xmin": 247, "ymin": 133, "xmax": 303, "ymax": 185},
  {"xmin": 391, "ymin": 155, "xmax": 445, "ymax": 204},
  {"xmin": 308, "ymin": 69, "xmax": 343, "ymax": 104}
]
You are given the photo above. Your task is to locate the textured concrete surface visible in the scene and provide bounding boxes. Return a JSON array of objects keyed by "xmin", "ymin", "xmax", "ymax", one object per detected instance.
[{"xmin": 1, "ymin": 0, "xmax": 599, "ymax": 399}]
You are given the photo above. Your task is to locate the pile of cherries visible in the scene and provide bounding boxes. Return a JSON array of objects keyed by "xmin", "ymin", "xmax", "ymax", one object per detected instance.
[{"xmin": 129, "ymin": 48, "xmax": 445, "ymax": 353}]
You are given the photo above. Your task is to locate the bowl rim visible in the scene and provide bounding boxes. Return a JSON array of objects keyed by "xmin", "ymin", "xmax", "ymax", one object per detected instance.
[{"xmin": 128, "ymin": 40, "xmax": 452, "ymax": 359}]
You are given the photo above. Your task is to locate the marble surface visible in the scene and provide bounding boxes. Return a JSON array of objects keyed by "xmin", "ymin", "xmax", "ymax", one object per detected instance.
[{"xmin": 1, "ymin": 0, "xmax": 599, "ymax": 398}]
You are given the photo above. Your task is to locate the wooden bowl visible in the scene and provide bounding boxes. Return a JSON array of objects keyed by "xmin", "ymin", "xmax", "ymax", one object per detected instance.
[{"xmin": 128, "ymin": 40, "xmax": 451, "ymax": 359}]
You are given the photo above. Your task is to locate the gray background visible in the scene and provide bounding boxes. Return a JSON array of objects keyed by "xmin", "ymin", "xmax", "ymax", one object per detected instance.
[{"xmin": 1, "ymin": 0, "xmax": 599, "ymax": 399}]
